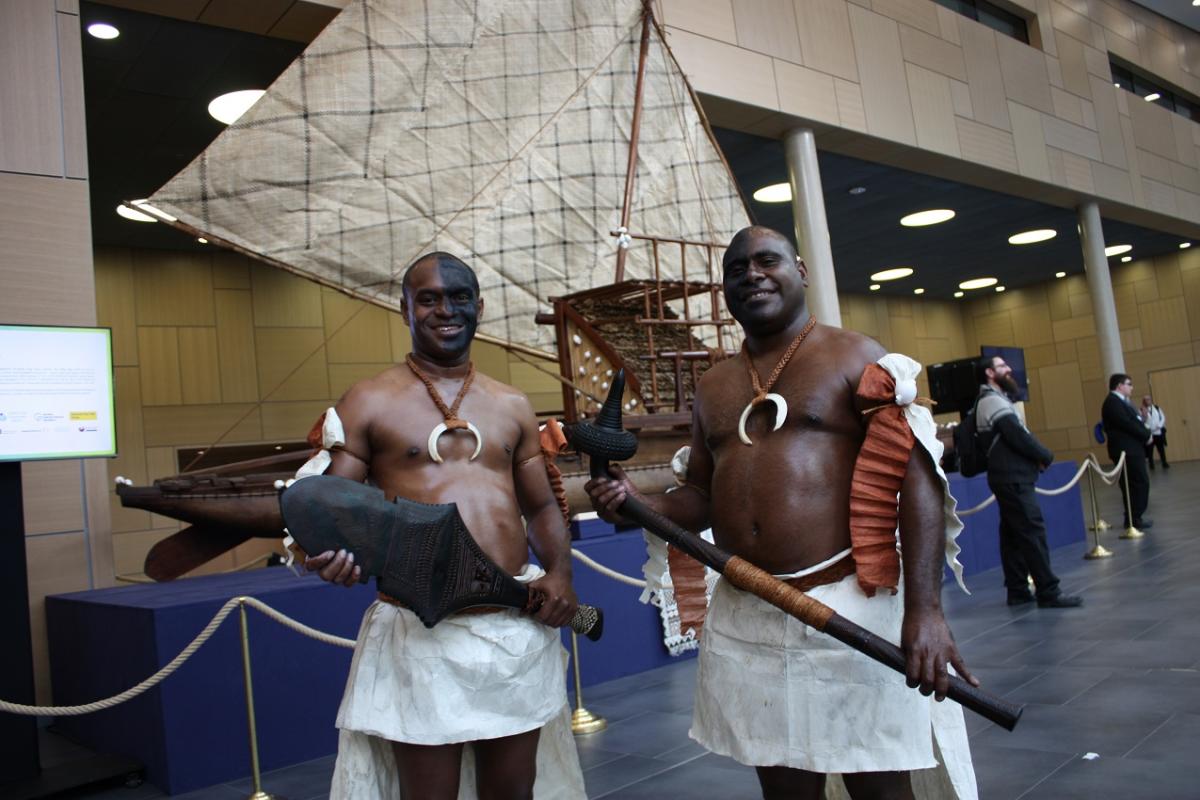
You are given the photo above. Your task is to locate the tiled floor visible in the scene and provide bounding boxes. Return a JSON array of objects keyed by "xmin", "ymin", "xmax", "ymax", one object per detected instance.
[{"xmin": 42, "ymin": 462, "xmax": 1200, "ymax": 799}]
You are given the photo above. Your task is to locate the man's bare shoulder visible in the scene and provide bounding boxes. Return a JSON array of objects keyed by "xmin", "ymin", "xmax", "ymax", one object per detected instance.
[
  {"xmin": 819, "ymin": 325, "xmax": 886, "ymax": 375},
  {"xmin": 696, "ymin": 354, "xmax": 744, "ymax": 394},
  {"xmin": 338, "ymin": 364, "xmax": 411, "ymax": 409},
  {"xmin": 471, "ymin": 371, "xmax": 536, "ymax": 414}
]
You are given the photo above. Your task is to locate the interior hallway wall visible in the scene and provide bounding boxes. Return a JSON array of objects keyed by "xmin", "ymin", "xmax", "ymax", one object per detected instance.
[
  {"xmin": 959, "ymin": 246, "xmax": 1200, "ymax": 466},
  {"xmin": 0, "ymin": 0, "xmax": 114, "ymax": 705},
  {"xmin": 659, "ymin": 0, "xmax": 1200, "ymax": 232}
]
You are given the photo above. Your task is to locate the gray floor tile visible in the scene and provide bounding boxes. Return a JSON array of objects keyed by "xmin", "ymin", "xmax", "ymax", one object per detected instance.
[
  {"xmin": 1123, "ymin": 712, "xmax": 1200, "ymax": 762},
  {"xmin": 965, "ymin": 743, "xmax": 1073, "ymax": 800},
  {"xmin": 1020, "ymin": 753, "xmax": 1197, "ymax": 800}
]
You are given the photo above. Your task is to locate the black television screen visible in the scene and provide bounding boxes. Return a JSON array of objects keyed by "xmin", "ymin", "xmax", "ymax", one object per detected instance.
[
  {"xmin": 927, "ymin": 357, "xmax": 979, "ymax": 415},
  {"xmin": 980, "ymin": 345, "xmax": 1028, "ymax": 402}
]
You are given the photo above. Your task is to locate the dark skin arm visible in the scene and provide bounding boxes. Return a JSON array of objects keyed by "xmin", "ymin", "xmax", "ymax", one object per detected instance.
[
  {"xmin": 898, "ymin": 444, "xmax": 978, "ymax": 700},
  {"xmin": 585, "ymin": 397, "xmax": 713, "ymax": 532},
  {"xmin": 512, "ymin": 401, "xmax": 579, "ymax": 628}
]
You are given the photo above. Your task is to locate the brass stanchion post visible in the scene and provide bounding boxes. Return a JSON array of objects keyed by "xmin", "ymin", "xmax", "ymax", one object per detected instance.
[
  {"xmin": 1118, "ymin": 459, "xmax": 1144, "ymax": 540},
  {"xmin": 238, "ymin": 598, "xmax": 283, "ymax": 800},
  {"xmin": 1083, "ymin": 465, "xmax": 1112, "ymax": 559},
  {"xmin": 1088, "ymin": 456, "xmax": 1110, "ymax": 531},
  {"xmin": 569, "ymin": 631, "xmax": 606, "ymax": 735}
]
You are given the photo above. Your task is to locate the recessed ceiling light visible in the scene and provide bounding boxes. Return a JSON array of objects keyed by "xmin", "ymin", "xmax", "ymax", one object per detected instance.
[
  {"xmin": 130, "ymin": 199, "xmax": 176, "ymax": 222},
  {"xmin": 1121, "ymin": 256, "xmax": 1132, "ymax": 262},
  {"xmin": 1181, "ymin": 242, "xmax": 1192, "ymax": 249},
  {"xmin": 848, "ymin": 186, "xmax": 867, "ymax": 195},
  {"xmin": 1113, "ymin": 82, "xmax": 1120, "ymax": 87},
  {"xmin": 953, "ymin": 291, "xmax": 964, "ymax": 298},
  {"xmin": 1104, "ymin": 244, "xmax": 1131, "ymax": 256},
  {"xmin": 1055, "ymin": 271, "xmax": 1066, "ymax": 278},
  {"xmin": 752, "ymin": 182, "xmax": 791, "ymax": 203},
  {"xmin": 900, "ymin": 209, "xmax": 955, "ymax": 227},
  {"xmin": 995, "ymin": 286, "xmax": 1006, "ymax": 292},
  {"xmin": 869, "ymin": 284, "xmax": 881, "ymax": 291},
  {"xmin": 208, "ymin": 89, "xmax": 266, "ymax": 125},
  {"xmin": 1008, "ymin": 229, "xmax": 1057, "ymax": 245},
  {"xmin": 116, "ymin": 204, "xmax": 155, "ymax": 223},
  {"xmin": 870, "ymin": 267, "xmax": 914, "ymax": 281},
  {"xmin": 197, "ymin": 237, "xmax": 208, "ymax": 244},
  {"xmin": 913, "ymin": 288, "xmax": 925, "ymax": 295},
  {"xmin": 1144, "ymin": 92, "xmax": 1161, "ymax": 102},
  {"xmin": 87, "ymin": 22, "xmax": 119, "ymax": 39},
  {"xmin": 958, "ymin": 277, "xmax": 998, "ymax": 290}
]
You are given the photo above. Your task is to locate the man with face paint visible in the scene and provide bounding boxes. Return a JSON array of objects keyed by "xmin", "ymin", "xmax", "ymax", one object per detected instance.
[
  {"xmin": 304, "ymin": 252, "xmax": 585, "ymax": 799},
  {"xmin": 587, "ymin": 227, "xmax": 979, "ymax": 799}
]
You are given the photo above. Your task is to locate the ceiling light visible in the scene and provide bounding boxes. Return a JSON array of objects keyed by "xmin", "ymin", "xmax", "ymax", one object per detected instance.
[
  {"xmin": 1181, "ymin": 242, "xmax": 1192, "ymax": 249},
  {"xmin": 116, "ymin": 204, "xmax": 156, "ymax": 223},
  {"xmin": 1121, "ymin": 256, "xmax": 1132, "ymax": 262},
  {"xmin": 208, "ymin": 89, "xmax": 266, "ymax": 125},
  {"xmin": 870, "ymin": 267, "xmax": 914, "ymax": 281},
  {"xmin": 130, "ymin": 199, "xmax": 176, "ymax": 222},
  {"xmin": 958, "ymin": 277, "xmax": 998, "ymax": 290},
  {"xmin": 900, "ymin": 209, "xmax": 955, "ymax": 227},
  {"xmin": 1104, "ymin": 244, "xmax": 1131, "ymax": 256},
  {"xmin": 995, "ymin": 286, "xmax": 1006, "ymax": 292},
  {"xmin": 1144, "ymin": 92, "xmax": 1161, "ymax": 102},
  {"xmin": 1008, "ymin": 229, "xmax": 1056, "ymax": 245},
  {"xmin": 1055, "ymin": 271, "xmax": 1066, "ymax": 278},
  {"xmin": 869, "ymin": 284, "xmax": 881, "ymax": 291},
  {"xmin": 197, "ymin": 237, "xmax": 208, "ymax": 244},
  {"xmin": 752, "ymin": 182, "xmax": 791, "ymax": 203},
  {"xmin": 913, "ymin": 288, "xmax": 925, "ymax": 295},
  {"xmin": 953, "ymin": 291, "xmax": 964, "ymax": 298},
  {"xmin": 1113, "ymin": 82, "xmax": 1120, "ymax": 88},
  {"xmin": 87, "ymin": 22, "xmax": 119, "ymax": 39},
  {"xmin": 848, "ymin": 186, "xmax": 867, "ymax": 195}
]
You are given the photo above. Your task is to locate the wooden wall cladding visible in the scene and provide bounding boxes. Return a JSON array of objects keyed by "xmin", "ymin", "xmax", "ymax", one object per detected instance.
[{"xmin": 661, "ymin": 0, "xmax": 1200, "ymax": 228}]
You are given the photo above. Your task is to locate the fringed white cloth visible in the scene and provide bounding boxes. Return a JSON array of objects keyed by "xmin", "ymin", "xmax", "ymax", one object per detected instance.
[
  {"xmin": 330, "ymin": 565, "xmax": 586, "ymax": 798},
  {"xmin": 639, "ymin": 445, "xmax": 718, "ymax": 656},
  {"xmin": 691, "ymin": 575, "xmax": 978, "ymax": 799},
  {"xmin": 876, "ymin": 353, "xmax": 969, "ymax": 594}
]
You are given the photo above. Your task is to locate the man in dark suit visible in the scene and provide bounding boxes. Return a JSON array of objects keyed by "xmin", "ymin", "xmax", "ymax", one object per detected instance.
[{"xmin": 1101, "ymin": 373, "xmax": 1152, "ymax": 529}]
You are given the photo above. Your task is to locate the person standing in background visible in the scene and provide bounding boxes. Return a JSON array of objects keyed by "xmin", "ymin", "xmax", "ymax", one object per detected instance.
[
  {"xmin": 1102, "ymin": 375, "xmax": 1152, "ymax": 529},
  {"xmin": 1140, "ymin": 395, "xmax": 1168, "ymax": 471}
]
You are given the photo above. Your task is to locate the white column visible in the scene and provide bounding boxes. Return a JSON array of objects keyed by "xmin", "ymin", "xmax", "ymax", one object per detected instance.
[
  {"xmin": 1077, "ymin": 201, "xmax": 1125, "ymax": 377},
  {"xmin": 784, "ymin": 128, "xmax": 841, "ymax": 327}
]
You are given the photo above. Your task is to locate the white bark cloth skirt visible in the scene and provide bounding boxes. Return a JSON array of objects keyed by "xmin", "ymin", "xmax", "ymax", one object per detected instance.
[
  {"xmin": 690, "ymin": 573, "xmax": 978, "ymax": 800},
  {"xmin": 329, "ymin": 580, "xmax": 586, "ymax": 798}
]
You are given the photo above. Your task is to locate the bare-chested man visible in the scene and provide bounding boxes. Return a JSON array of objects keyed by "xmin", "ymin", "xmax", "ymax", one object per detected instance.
[
  {"xmin": 587, "ymin": 227, "xmax": 979, "ymax": 800},
  {"xmin": 305, "ymin": 252, "xmax": 584, "ymax": 800}
]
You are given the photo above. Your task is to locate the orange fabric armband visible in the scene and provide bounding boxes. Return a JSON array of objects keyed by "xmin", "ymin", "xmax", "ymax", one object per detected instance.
[{"xmin": 849, "ymin": 363, "xmax": 914, "ymax": 597}]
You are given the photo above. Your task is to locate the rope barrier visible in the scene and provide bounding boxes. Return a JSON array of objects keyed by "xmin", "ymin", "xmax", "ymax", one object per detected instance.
[
  {"xmin": 0, "ymin": 596, "xmax": 353, "ymax": 718},
  {"xmin": 956, "ymin": 455, "xmax": 1121, "ymax": 517},
  {"xmin": 571, "ymin": 548, "xmax": 647, "ymax": 587}
]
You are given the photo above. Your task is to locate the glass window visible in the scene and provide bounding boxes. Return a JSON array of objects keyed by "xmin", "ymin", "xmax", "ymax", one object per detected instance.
[
  {"xmin": 933, "ymin": 0, "xmax": 1029, "ymax": 44},
  {"xmin": 1110, "ymin": 59, "xmax": 1200, "ymax": 123}
]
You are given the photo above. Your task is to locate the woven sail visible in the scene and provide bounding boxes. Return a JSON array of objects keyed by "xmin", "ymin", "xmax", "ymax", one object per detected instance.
[{"xmin": 149, "ymin": 0, "xmax": 749, "ymax": 353}]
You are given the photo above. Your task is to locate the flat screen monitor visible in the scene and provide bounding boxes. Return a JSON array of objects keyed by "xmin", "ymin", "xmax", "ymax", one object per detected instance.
[
  {"xmin": 927, "ymin": 356, "xmax": 979, "ymax": 415},
  {"xmin": 980, "ymin": 345, "xmax": 1028, "ymax": 403},
  {"xmin": 0, "ymin": 325, "xmax": 116, "ymax": 462}
]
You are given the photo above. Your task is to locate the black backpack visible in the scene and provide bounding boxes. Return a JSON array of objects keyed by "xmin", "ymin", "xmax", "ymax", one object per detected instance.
[{"xmin": 954, "ymin": 398, "xmax": 990, "ymax": 477}]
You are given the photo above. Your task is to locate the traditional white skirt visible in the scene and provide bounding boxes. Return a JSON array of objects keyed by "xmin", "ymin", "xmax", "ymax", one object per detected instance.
[
  {"xmin": 691, "ymin": 573, "xmax": 978, "ymax": 799},
  {"xmin": 330, "ymin": 598, "xmax": 586, "ymax": 798}
]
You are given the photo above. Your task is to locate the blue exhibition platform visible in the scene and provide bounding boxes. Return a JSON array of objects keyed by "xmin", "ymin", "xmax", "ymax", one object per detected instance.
[{"xmin": 45, "ymin": 463, "xmax": 1085, "ymax": 794}]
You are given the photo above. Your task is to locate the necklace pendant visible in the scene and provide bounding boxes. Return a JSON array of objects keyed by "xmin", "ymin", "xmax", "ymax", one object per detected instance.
[
  {"xmin": 427, "ymin": 420, "xmax": 484, "ymax": 463},
  {"xmin": 736, "ymin": 393, "xmax": 789, "ymax": 446}
]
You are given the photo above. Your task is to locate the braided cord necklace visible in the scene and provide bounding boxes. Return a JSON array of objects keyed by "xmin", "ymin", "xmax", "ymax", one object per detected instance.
[
  {"xmin": 405, "ymin": 354, "xmax": 483, "ymax": 463},
  {"xmin": 737, "ymin": 315, "xmax": 817, "ymax": 446}
]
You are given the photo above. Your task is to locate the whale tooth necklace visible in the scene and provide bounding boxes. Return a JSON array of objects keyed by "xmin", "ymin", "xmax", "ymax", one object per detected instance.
[
  {"xmin": 405, "ymin": 354, "xmax": 482, "ymax": 463},
  {"xmin": 737, "ymin": 316, "xmax": 817, "ymax": 446}
]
